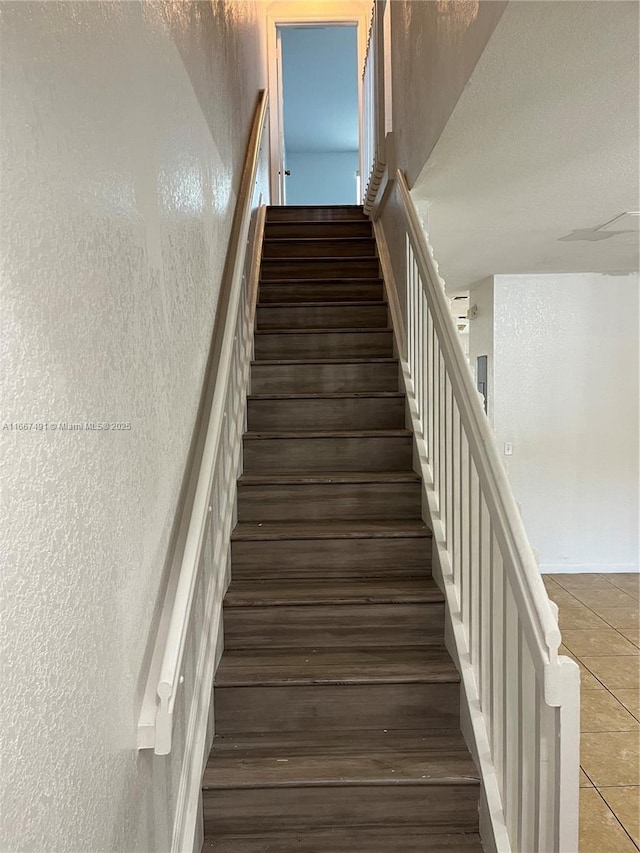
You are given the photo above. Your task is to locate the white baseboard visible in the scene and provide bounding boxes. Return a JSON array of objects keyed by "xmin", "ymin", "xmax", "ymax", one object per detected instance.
[{"xmin": 541, "ymin": 564, "xmax": 639, "ymax": 575}]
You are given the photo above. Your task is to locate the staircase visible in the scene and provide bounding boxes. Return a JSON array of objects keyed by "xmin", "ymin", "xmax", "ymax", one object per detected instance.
[{"xmin": 202, "ymin": 205, "xmax": 481, "ymax": 851}]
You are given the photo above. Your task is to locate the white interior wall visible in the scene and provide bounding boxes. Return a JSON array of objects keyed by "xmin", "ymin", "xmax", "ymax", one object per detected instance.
[
  {"xmin": 286, "ymin": 151, "xmax": 359, "ymax": 204},
  {"xmin": 466, "ymin": 278, "xmax": 495, "ymax": 420},
  {"xmin": 389, "ymin": 0, "xmax": 507, "ymax": 184},
  {"xmin": 480, "ymin": 274, "xmax": 639, "ymax": 574},
  {"xmin": 0, "ymin": 3, "xmax": 264, "ymax": 851},
  {"xmin": 410, "ymin": 0, "xmax": 640, "ymax": 291},
  {"xmin": 378, "ymin": 0, "xmax": 506, "ymax": 333}
]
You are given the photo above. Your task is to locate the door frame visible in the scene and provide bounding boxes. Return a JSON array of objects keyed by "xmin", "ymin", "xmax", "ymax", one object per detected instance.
[{"xmin": 265, "ymin": 1, "xmax": 372, "ymax": 206}]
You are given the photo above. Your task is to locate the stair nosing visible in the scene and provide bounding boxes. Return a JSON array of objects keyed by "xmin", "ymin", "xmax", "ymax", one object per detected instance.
[
  {"xmin": 215, "ymin": 675, "xmax": 458, "ymax": 686},
  {"xmin": 247, "ymin": 392, "xmax": 404, "ymax": 400},
  {"xmin": 243, "ymin": 429, "xmax": 412, "ymax": 439},
  {"xmin": 251, "ymin": 358, "xmax": 398, "ymax": 366},
  {"xmin": 238, "ymin": 471, "xmax": 421, "ymax": 485},
  {"xmin": 215, "ymin": 676, "xmax": 459, "ymax": 688},
  {"xmin": 263, "ymin": 256, "xmax": 378, "ymax": 261},
  {"xmin": 223, "ymin": 579, "xmax": 444, "ymax": 608},
  {"xmin": 203, "ymin": 777, "xmax": 478, "ymax": 791},
  {"xmin": 254, "ymin": 328, "xmax": 392, "ymax": 336},
  {"xmin": 231, "ymin": 520, "xmax": 430, "ymax": 541},
  {"xmin": 259, "ymin": 277, "xmax": 384, "ymax": 284},
  {"xmin": 266, "ymin": 204, "xmax": 365, "ymax": 209},
  {"xmin": 263, "ymin": 237, "xmax": 375, "ymax": 244},
  {"xmin": 257, "ymin": 300, "xmax": 387, "ymax": 309}
]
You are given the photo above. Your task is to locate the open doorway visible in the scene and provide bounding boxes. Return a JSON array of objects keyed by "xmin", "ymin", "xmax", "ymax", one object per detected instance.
[{"xmin": 275, "ymin": 25, "xmax": 360, "ymax": 205}]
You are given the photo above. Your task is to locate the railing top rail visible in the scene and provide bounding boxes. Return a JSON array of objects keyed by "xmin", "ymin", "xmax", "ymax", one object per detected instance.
[
  {"xmin": 395, "ymin": 169, "xmax": 561, "ymax": 659},
  {"xmin": 149, "ymin": 90, "xmax": 268, "ymax": 752},
  {"xmin": 362, "ymin": 1, "xmax": 376, "ymax": 79}
]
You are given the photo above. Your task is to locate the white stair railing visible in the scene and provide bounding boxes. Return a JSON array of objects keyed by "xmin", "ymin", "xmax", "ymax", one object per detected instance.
[
  {"xmin": 374, "ymin": 171, "xmax": 580, "ymax": 852},
  {"xmin": 137, "ymin": 90, "xmax": 269, "ymax": 760},
  {"xmin": 362, "ymin": 2, "xmax": 385, "ymax": 210}
]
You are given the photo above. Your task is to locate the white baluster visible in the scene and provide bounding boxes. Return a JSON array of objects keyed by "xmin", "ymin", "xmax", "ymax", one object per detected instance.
[
  {"xmin": 520, "ymin": 646, "xmax": 539, "ymax": 851},
  {"xmin": 426, "ymin": 309, "xmax": 434, "ymax": 462},
  {"xmin": 504, "ymin": 589, "xmax": 522, "ymax": 843},
  {"xmin": 492, "ymin": 542, "xmax": 505, "ymax": 793},
  {"xmin": 479, "ymin": 496, "xmax": 492, "ymax": 715},
  {"xmin": 451, "ymin": 404, "xmax": 461, "ymax": 588},
  {"xmin": 445, "ymin": 376, "xmax": 454, "ymax": 555},
  {"xmin": 460, "ymin": 434, "xmax": 470, "ymax": 629}
]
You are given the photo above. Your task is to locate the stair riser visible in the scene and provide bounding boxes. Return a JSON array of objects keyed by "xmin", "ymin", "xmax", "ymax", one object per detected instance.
[
  {"xmin": 247, "ymin": 397, "xmax": 405, "ymax": 431},
  {"xmin": 261, "ymin": 259, "xmax": 380, "ymax": 280},
  {"xmin": 224, "ymin": 603, "xmax": 444, "ymax": 648},
  {"xmin": 256, "ymin": 304, "xmax": 388, "ymax": 330},
  {"xmin": 243, "ymin": 436, "xmax": 412, "ymax": 474},
  {"xmin": 266, "ymin": 206, "xmax": 367, "ymax": 222},
  {"xmin": 237, "ymin": 483, "xmax": 422, "ymax": 522},
  {"xmin": 265, "ymin": 221, "xmax": 373, "ymax": 239},
  {"xmin": 255, "ymin": 331, "xmax": 393, "ymax": 360},
  {"xmin": 250, "ymin": 362, "xmax": 398, "ymax": 394},
  {"xmin": 231, "ymin": 537, "xmax": 431, "ymax": 579},
  {"xmin": 205, "ymin": 785, "xmax": 478, "ymax": 836},
  {"xmin": 259, "ymin": 282, "xmax": 384, "ymax": 303},
  {"xmin": 214, "ymin": 683, "xmax": 460, "ymax": 733},
  {"xmin": 263, "ymin": 240, "xmax": 377, "ymax": 258}
]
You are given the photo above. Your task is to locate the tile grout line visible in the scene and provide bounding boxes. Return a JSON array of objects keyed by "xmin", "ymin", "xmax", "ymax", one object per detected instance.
[
  {"xmin": 548, "ymin": 575, "xmax": 640, "ymax": 850},
  {"xmin": 597, "ymin": 573, "xmax": 640, "ymax": 602},
  {"xmin": 592, "ymin": 786, "xmax": 640, "ymax": 852}
]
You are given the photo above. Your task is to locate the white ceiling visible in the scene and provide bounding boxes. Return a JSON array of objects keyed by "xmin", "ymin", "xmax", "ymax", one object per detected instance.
[
  {"xmin": 411, "ymin": 0, "xmax": 640, "ymax": 292},
  {"xmin": 280, "ymin": 25, "xmax": 359, "ymax": 153}
]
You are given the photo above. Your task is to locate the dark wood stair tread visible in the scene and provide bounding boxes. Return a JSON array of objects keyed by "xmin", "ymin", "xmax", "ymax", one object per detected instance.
[
  {"xmin": 204, "ymin": 831, "xmax": 483, "ymax": 852},
  {"xmin": 263, "ymin": 234, "xmax": 372, "ymax": 239},
  {"xmin": 266, "ymin": 219, "xmax": 371, "ymax": 226},
  {"xmin": 265, "ymin": 218, "xmax": 368, "ymax": 223},
  {"xmin": 267, "ymin": 205, "xmax": 366, "ymax": 212},
  {"xmin": 204, "ymin": 730, "xmax": 478, "ymax": 789},
  {"xmin": 232, "ymin": 520, "xmax": 429, "ymax": 540},
  {"xmin": 215, "ymin": 646, "xmax": 459, "ymax": 687},
  {"xmin": 238, "ymin": 471, "xmax": 421, "ymax": 486},
  {"xmin": 259, "ymin": 277, "xmax": 384, "ymax": 285},
  {"xmin": 252, "ymin": 357, "xmax": 398, "ymax": 366},
  {"xmin": 248, "ymin": 391, "xmax": 404, "ymax": 400},
  {"xmin": 224, "ymin": 577, "xmax": 443, "ymax": 607},
  {"xmin": 262, "ymin": 256, "xmax": 378, "ymax": 263},
  {"xmin": 243, "ymin": 429, "xmax": 411, "ymax": 439},
  {"xmin": 256, "ymin": 300, "xmax": 387, "ymax": 308},
  {"xmin": 263, "ymin": 237, "xmax": 375, "ymax": 244},
  {"xmin": 255, "ymin": 327, "xmax": 391, "ymax": 335}
]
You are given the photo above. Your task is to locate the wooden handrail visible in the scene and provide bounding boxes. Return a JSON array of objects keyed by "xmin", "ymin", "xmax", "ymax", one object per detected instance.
[{"xmin": 138, "ymin": 90, "xmax": 268, "ymax": 755}]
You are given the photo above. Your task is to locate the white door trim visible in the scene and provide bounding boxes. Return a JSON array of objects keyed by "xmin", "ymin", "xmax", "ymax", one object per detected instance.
[{"xmin": 265, "ymin": 1, "xmax": 372, "ymax": 205}]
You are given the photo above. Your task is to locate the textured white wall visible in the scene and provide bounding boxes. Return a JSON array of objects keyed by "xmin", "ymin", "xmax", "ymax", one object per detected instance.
[
  {"xmin": 0, "ymin": 2, "xmax": 264, "ymax": 851},
  {"xmin": 411, "ymin": 0, "xmax": 640, "ymax": 291},
  {"xmin": 389, "ymin": 0, "xmax": 507, "ymax": 184},
  {"xmin": 379, "ymin": 0, "xmax": 506, "ymax": 333},
  {"xmin": 490, "ymin": 274, "xmax": 640, "ymax": 573}
]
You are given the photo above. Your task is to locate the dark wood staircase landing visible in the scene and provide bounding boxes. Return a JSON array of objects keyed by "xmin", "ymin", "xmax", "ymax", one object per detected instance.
[{"xmin": 203, "ymin": 205, "xmax": 481, "ymax": 851}]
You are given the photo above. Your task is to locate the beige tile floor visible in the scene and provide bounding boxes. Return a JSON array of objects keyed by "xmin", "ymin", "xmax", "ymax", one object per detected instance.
[{"xmin": 544, "ymin": 573, "xmax": 640, "ymax": 852}]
